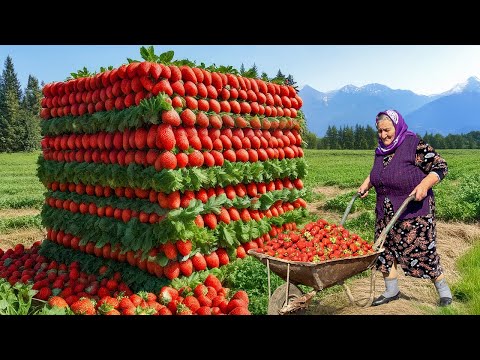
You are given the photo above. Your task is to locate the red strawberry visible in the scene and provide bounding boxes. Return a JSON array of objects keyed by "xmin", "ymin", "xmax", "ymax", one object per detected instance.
[
  {"xmin": 158, "ymin": 286, "xmax": 178, "ymax": 305},
  {"xmin": 204, "ymin": 274, "xmax": 222, "ymax": 292},
  {"xmin": 205, "ymin": 251, "xmax": 220, "ymax": 269},
  {"xmin": 203, "ymin": 213, "xmax": 218, "ymax": 229},
  {"xmin": 152, "ymin": 79, "xmax": 173, "ymax": 96},
  {"xmin": 180, "ymin": 190, "xmax": 195, "ymax": 208},
  {"xmin": 188, "ymin": 150, "xmax": 204, "ymax": 167},
  {"xmin": 195, "ymin": 82, "xmax": 208, "ymax": 98},
  {"xmin": 70, "ymin": 298, "xmax": 96, "ymax": 315},
  {"xmin": 162, "ymin": 242, "xmax": 178, "ymax": 260},
  {"xmin": 235, "ymin": 149, "xmax": 248, "ymax": 162},
  {"xmin": 231, "ymin": 290, "xmax": 249, "ymax": 305},
  {"xmin": 126, "ymin": 62, "xmax": 141, "ymax": 78},
  {"xmin": 134, "ymin": 127, "xmax": 148, "ymax": 150},
  {"xmin": 229, "ymin": 306, "xmax": 251, "ymax": 315},
  {"xmin": 234, "ymin": 116, "xmax": 248, "ymax": 128},
  {"xmin": 191, "ymin": 67, "xmax": 204, "ymax": 83},
  {"xmin": 236, "ymin": 245, "xmax": 247, "ymax": 259},
  {"xmin": 140, "ymin": 76, "xmax": 154, "ymax": 92},
  {"xmin": 158, "ymin": 151, "xmax": 177, "ymax": 170},
  {"xmin": 163, "ymin": 261, "xmax": 180, "ymax": 280},
  {"xmin": 209, "ymin": 111, "xmax": 223, "ymax": 129},
  {"xmin": 156, "ymin": 124, "xmax": 175, "ymax": 151},
  {"xmin": 217, "ymin": 207, "xmax": 231, "ymax": 225},
  {"xmin": 48, "ymin": 296, "xmax": 69, "ymax": 308},
  {"xmin": 196, "ymin": 111, "xmax": 210, "ymax": 127},
  {"xmin": 209, "ymin": 99, "xmax": 221, "ymax": 113},
  {"xmin": 226, "ymin": 298, "xmax": 248, "ymax": 314},
  {"xmin": 210, "ymin": 72, "xmax": 223, "ymax": 90},
  {"xmin": 180, "ymin": 109, "xmax": 196, "ymax": 127},
  {"xmin": 216, "ymin": 248, "xmax": 230, "ymax": 265},
  {"xmin": 161, "ymin": 109, "xmax": 181, "ymax": 126},
  {"xmin": 228, "ymin": 207, "xmax": 241, "ymax": 221},
  {"xmin": 250, "ymin": 116, "xmax": 262, "ymax": 129},
  {"xmin": 179, "ymin": 258, "xmax": 193, "ymax": 277},
  {"xmin": 171, "ymin": 81, "xmax": 185, "ymax": 96},
  {"xmin": 157, "ymin": 306, "xmax": 173, "ymax": 315},
  {"xmin": 211, "ymin": 150, "xmax": 224, "ymax": 167},
  {"xmin": 191, "ymin": 253, "xmax": 207, "ymax": 271},
  {"xmin": 149, "ymin": 63, "xmax": 162, "ymax": 79},
  {"xmin": 221, "ymin": 114, "xmax": 235, "ymax": 127},
  {"xmin": 180, "ymin": 65, "xmax": 197, "ymax": 83},
  {"xmin": 174, "ymin": 127, "xmax": 189, "ymax": 151},
  {"xmin": 167, "ymin": 191, "xmax": 181, "ymax": 209},
  {"xmin": 175, "ymin": 239, "xmax": 193, "ymax": 256},
  {"xmin": 196, "ymin": 306, "xmax": 212, "ymax": 315},
  {"xmin": 194, "ymin": 284, "xmax": 208, "ymax": 297},
  {"xmin": 223, "ymin": 149, "xmax": 236, "ymax": 162},
  {"xmin": 169, "ymin": 65, "xmax": 182, "ymax": 82},
  {"xmin": 176, "ymin": 152, "xmax": 189, "ymax": 168}
]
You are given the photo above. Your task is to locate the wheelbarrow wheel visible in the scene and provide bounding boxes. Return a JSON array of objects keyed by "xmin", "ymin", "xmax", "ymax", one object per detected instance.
[{"xmin": 268, "ymin": 283, "xmax": 303, "ymax": 315}]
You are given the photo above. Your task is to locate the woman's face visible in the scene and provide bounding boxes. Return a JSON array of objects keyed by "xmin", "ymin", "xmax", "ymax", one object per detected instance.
[{"xmin": 377, "ymin": 119, "xmax": 396, "ymax": 146}]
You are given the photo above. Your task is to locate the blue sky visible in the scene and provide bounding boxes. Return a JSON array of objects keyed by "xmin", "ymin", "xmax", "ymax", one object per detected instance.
[{"xmin": 1, "ymin": 45, "xmax": 480, "ymax": 96}]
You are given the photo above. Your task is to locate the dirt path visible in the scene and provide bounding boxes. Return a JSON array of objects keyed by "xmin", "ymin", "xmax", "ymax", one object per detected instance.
[
  {"xmin": 0, "ymin": 209, "xmax": 44, "ymax": 251},
  {"xmin": 302, "ymin": 187, "xmax": 480, "ymax": 315}
]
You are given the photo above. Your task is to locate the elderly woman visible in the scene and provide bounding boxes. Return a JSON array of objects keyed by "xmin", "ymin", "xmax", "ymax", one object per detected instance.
[{"xmin": 358, "ymin": 109, "xmax": 452, "ymax": 307}]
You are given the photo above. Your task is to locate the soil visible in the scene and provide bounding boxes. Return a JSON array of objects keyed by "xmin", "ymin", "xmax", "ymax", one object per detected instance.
[{"xmin": 302, "ymin": 186, "xmax": 480, "ymax": 315}]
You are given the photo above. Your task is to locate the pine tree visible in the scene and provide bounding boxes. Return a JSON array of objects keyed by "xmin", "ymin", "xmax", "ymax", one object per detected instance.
[
  {"xmin": 240, "ymin": 63, "xmax": 246, "ymax": 75},
  {"xmin": 0, "ymin": 113, "xmax": 12, "ymax": 152},
  {"xmin": 22, "ymin": 75, "xmax": 42, "ymax": 114},
  {"xmin": 285, "ymin": 74, "xmax": 299, "ymax": 92},
  {"xmin": 0, "ymin": 90, "xmax": 23, "ymax": 152},
  {"xmin": 19, "ymin": 74, "xmax": 42, "ymax": 151},
  {"xmin": 0, "ymin": 56, "xmax": 23, "ymax": 113},
  {"xmin": 244, "ymin": 63, "xmax": 258, "ymax": 78},
  {"xmin": 0, "ymin": 56, "xmax": 26, "ymax": 152}
]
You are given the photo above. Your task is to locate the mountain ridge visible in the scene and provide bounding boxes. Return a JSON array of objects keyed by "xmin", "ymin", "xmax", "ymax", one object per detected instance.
[{"xmin": 301, "ymin": 76, "xmax": 480, "ymax": 136}]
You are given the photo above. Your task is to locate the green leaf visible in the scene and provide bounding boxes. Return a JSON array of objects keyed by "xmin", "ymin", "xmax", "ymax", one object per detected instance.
[{"xmin": 159, "ymin": 50, "xmax": 174, "ymax": 64}]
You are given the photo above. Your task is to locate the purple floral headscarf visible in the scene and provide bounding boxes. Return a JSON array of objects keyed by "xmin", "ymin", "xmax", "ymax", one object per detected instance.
[{"xmin": 375, "ymin": 109, "xmax": 416, "ymax": 155}]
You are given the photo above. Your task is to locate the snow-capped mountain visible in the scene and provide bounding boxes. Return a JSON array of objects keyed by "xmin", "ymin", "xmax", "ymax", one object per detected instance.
[
  {"xmin": 301, "ymin": 77, "xmax": 480, "ymax": 136},
  {"xmin": 439, "ymin": 76, "xmax": 480, "ymax": 96}
]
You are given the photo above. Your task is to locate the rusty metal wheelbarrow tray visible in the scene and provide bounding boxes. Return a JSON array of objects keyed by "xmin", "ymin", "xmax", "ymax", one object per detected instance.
[{"xmin": 247, "ymin": 249, "xmax": 383, "ymax": 292}]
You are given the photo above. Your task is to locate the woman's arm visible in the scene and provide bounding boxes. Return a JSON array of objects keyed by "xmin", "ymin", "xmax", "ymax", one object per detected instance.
[
  {"xmin": 358, "ymin": 175, "xmax": 372, "ymax": 199},
  {"xmin": 411, "ymin": 140, "xmax": 448, "ymax": 201}
]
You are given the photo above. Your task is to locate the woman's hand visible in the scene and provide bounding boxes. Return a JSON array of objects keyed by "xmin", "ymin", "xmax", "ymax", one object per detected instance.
[
  {"xmin": 409, "ymin": 184, "xmax": 429, "ymax": 201},
  {"xmin": 410, "ymin": 173, "xmax": 440, "ymax": 201},
  {"xmin": 358, "ymin": 176, "xmax": 371, "ymax": 199}
]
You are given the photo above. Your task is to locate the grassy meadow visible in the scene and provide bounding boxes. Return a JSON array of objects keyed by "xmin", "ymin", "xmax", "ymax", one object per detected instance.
[{"xmin": 0, "ymin": 149, "xmax": 479, "ymax": 314}]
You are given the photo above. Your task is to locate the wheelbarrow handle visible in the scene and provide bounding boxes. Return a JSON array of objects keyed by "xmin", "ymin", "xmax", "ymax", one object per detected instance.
[
  {"xmin": 340, "ymin": 192, "xmax": 360, "ymax": 226},
  {"xmin": 373, "ymin": 194, "xmax": 416, "ymax": 251}
]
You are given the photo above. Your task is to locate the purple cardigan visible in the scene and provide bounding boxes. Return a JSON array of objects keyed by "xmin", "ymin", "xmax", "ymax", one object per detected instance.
[{"xmin": 370, "ymin": 134, "xmax": 433, "ymax": 220}]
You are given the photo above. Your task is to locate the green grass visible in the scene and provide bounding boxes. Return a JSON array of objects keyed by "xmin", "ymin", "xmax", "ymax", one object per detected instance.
[
  {"xmin": 0, "ymin": 152, "xmax": 45, "ymax": 210},
  {"xmin": 1, "ymin": 149, "xmax": 479, "ymax": 315},
  {"xmin": 0, "ymin": 214, "xmax": 42, "ymax": 233},
  {"xmin": 433, "ymin": 242, "xmax": 480, "ymax": 315}
]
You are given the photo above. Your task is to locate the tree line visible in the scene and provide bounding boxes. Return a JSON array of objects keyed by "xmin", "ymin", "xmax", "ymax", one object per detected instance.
[
  {"xmin": 0, "ymin": 56, "xmax": 42, "ymax": 152},
  {"xmin": 303, "ymin": 125, "xmax": 480, "ymax": 150}
]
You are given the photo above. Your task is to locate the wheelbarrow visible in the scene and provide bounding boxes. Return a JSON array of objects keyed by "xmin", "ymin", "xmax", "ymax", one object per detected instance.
[{"xmin": 248, "ymin": 194, "xmax": 415, "ymax": 315}]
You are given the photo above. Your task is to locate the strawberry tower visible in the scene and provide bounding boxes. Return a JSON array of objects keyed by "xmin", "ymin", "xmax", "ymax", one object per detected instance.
[{"xmin": 37, "ymin": 48, "xmax": 307, "ymax": 293}]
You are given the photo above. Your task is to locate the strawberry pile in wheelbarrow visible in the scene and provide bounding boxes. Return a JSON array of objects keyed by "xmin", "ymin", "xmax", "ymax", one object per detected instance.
[{"xmin": 248, "ymin": 193, "xmax": 414, "ymax": 315}]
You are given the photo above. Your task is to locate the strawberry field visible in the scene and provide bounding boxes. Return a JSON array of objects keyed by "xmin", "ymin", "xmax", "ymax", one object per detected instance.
[{"xmin": 0, "ymin": 47, "xmax": 310, "ymax": 315}]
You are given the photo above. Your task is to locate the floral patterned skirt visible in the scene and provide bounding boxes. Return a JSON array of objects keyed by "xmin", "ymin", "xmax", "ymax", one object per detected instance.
[{"xmin": 374, "ymin": 197, "xmax": 443, "ymax": 279}]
